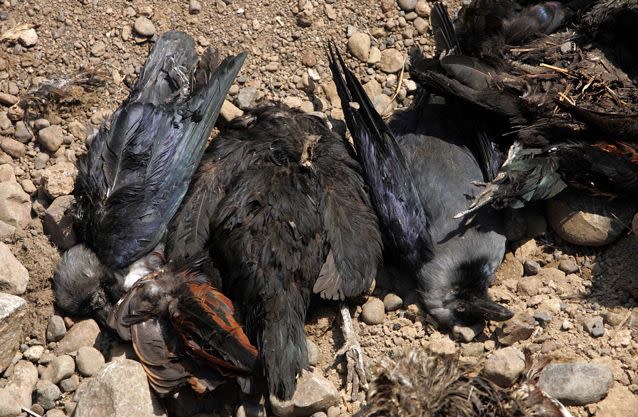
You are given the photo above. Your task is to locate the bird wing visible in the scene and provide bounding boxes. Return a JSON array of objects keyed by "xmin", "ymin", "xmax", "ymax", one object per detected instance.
[
  {"xmin": 559, "ymin": 101, "xmax": 638, "ymax": 141},
  {"xmin": 328, "ymin": 43, "xmax": 434, "ymax": 270},
  {"xmin": 76, "ymin": 31, "xmax": 246, "ymax": 270},
  {"xmin": 170, "ymin": 277, "xmax": 259, "ymax": 376},
  {"xmin": 431, "ymin": 2, "xmax": 462, "ymax": 55},
  {"xmin": 313, "ymin": 137, "xmax": 383, "ymax": 300}
]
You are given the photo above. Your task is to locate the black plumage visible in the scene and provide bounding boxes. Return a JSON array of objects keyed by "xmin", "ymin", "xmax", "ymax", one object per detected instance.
[
  {"xmin": 53, "ymin": 31, "xmax": 246, "ymax": 324},
  {"xmin": 413, "ymin": 1, "xmax": 638, "ymax": 213},
  {"xmin": 328, "ymin": 44, "xmax": 512, "ymax": 329},
  {"xmin": 167, "ymin": 106, "xmax": 382, "ymax": 400}
]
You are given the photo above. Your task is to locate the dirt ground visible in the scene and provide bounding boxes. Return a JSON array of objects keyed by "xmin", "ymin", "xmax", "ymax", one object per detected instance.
[{"xmin": 1, "ymin": 0, "xmax": 637, "ymax": 416}]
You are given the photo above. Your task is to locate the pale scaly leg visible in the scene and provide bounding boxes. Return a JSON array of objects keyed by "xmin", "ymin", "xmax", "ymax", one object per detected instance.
[{"xmin": 335, "ymin": 304, "xmax": 368, "ymax": 401}]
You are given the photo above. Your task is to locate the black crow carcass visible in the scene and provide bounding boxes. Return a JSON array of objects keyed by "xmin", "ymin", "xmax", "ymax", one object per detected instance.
[
  {"xmin": 166, "ymin": 106, "xmax": 383, "ymax": 400},
  {"xmin": 107, "ymin": 255, "xmax": 259, "ymax": 396},
  {"xmin": 52, "ymin": 31, "xmax": 246, "ymax": 326},
  {"xmin": 415, "ymin": 1, "xmax": 638, "ymax": 215},
  {"xmin": 362, "ymin": 349, "xmax": 573, "ymax": 417},
  {"xmin": 328, "ymin": 44, "xmax": 512, "ymax": 329}
]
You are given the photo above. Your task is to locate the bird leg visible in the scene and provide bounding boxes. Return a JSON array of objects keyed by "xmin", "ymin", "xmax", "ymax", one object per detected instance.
[{"xmin": 335, "ymin": 304, "xmax": 368, "ymax": 401}]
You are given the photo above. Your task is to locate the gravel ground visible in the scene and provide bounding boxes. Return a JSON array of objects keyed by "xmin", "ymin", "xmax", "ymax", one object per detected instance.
[{"xmin": 0, "ymin": 0, "xmax": 637, "ymax": 416}]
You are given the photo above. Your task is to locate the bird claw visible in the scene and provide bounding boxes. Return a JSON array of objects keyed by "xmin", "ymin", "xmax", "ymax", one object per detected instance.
[
  {"xmin": 336, "ymin": 340, "xmax": 368, "ymax": 401},
  {"xmin": 336, "ymin": 306, "xmax": 368, "ymax": 401}
]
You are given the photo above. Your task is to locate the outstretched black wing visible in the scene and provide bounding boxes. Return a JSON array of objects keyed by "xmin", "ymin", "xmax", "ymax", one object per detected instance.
[
  {"xmin": 328, "ymin": 44, "xmax": 433, "ymax": 270},
  {"xmin": 76, "ymin": 31, "xmax": 246, "ymax": 269}
]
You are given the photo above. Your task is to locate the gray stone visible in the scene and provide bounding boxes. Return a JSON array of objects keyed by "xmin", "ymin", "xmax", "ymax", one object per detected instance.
[
  {"xmin": 236, "ymin": 87, "xmax": 259, "ymax": 110},
  {"xmin": 361, "ymin": 297, "xmax": 385, "ymax": 325},
  {"xmin": 452, "ymin": 322, "xmax": 483, "ymax": 342},
  {"xmin": 558, "ymin": 259, "xmax": 579, "ymax": 274},
  {"xmin": 33, "ymin": 119, "xmax": 50, "ymax": 131},
  {"xmin": 483, "ymin": 347, "xmax": 525, "ymax": 388},
  {"xmin": 398, "ymin": 0, "xmax": 417, "ymax": 11},
  {"xmin": 36, "ymin": 380, "xmax": 61, "ymax": 410},
  {"xmin": 23, "ymin": 345, "xmax": 44, "ymax": 362},
  {"xmin": 0, "ymin": 388, "xmax": 21, "ymax": 417},
  {"xmin": 38, "ymin": 125, "xmax": 65, "ymax": 152},
  {"xmin": 383, "ymin": 293, "xmax": 403, "ymax": 312},
  {"xmin": 67, "ymin": 120, "xmax": 86, "ymax": 140},
  {"xmin": 496, "ymin": 312, "xmax": 536, "ymax": 345},
  {"xmin": 44, "ymin": 195, "xmax": 77, "ymax": 250},
  {"xmin": 0, "ymin": 94, "xmax": 18, "ymax": 107},
  {"xmin": 60, "ymin": 374, "xmax": 80, "ymax": 393},
  {"xmin": 306, "ymin": 339, "xmax": 318, "ymax": 367},
  {"xmin": 270, "ymin": 370, "xmax": 339, "ymax": 417},
  {"xmin": 546, "ymin": 192, "xmax": 634, "ymax": 247},
  {"xmin": 74, "ymin": 359, "xmax": 167, "ymax": 417},
  {"xmin": 76, "ymin": 346, "xmax": 105, "ymax": 377},
  {"xmin": 379, "ymin": 48, "xmax": 404, "ymax": 73},
  {"xmin": 3, "ymin": 360, "xmax": 38, "ymax": 408},
  {"xmin": 523, "ymin": 259, "xmax": 540, "ymax": 276},
  {"xmin": 42, "ymin": 161, "xmax": 77, "ymax": 198},
  {"xmin": 21, "ymin": 179, "xmax": 35, "ymax": 194},
  {"xmin": 533, "ymin": 309, "xmax": 552, "ymax": 326},
  {"xmin": 367, "ymin": 46, "xmax": 381, "ymax": 64},
  {"xmin": 133, "ymin": 17, "xmax": 155, "ymax": 37},
  {"xmin": 42, "ymin": 355, "xmax": 75, "ymax": 384},
  {"xmin": 13, "ymin": 121, "xmax": 32, "ymax": 143},
  {"xmin": 0, "ymin": 243, "xmax": 29, "ymax": 295},
  {"xmin": 538, "ymin": 363, "xmax": 613, "ymax": 405},
  {"xmin": 46, "ymin": 315, "xmax": 66, "ymax": 343},
  {"xmin": 56, "ymin": 319, "xmax": 100, "ymax": 354},
  {"xmin": 0, "ymin": 293, "xmax": 26, "ymax": 374},
  {"xmin": 583, "ymin": 316, "xmax": 604, "ymax": 337},
  {"xmin": 347, "ymin": 32, "xmax": 371, "ymax": 62},
  {"xmin": 18, "ymin": 28, "xmax": 38, "ymax": 47},
  {"xmin": 45, "ymin": 409, "xmax": 66, "ymax": 417}
]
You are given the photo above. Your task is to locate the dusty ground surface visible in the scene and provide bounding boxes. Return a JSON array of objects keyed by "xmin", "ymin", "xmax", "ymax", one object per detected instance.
[{"xmin": 1, "ymin": 0, "xmax": 637, "ymax": 416}]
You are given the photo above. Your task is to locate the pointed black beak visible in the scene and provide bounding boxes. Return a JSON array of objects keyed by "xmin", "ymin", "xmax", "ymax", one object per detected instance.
[{"xmin": 456, "ymin": 296, "xmax": 513, "ymax": 322}]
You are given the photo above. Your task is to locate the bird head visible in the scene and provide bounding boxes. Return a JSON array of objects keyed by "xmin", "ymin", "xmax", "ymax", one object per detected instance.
[
  {"xmin": 419, "ymin": 258, "xmax": 513, "ymax": 328},
  {"xmin": 53, "ymin": 244, "xmax": 112, "ymax": 325}
]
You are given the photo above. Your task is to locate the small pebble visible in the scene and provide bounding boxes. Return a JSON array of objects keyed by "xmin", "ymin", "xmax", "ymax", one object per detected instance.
[
  {"xmin": 383, "ymin": 293, "xmax": 403, "ymax": 312},
  {"xmin": 306, "ymin": 338, "xmax": 319, "ymax": 367},
  {"xmin": 133, "ymin": 17, "xmax": 155, "ymax": 37},
  {"xmin": 523, "ymin": 259, "xmax": 541, "ymax": 275},
  {"xmin": 23, "ymin": 345, "xmax": 45, "ymax": 362},
  {"xmin": 583, "ymin": 316, "xmax": 604, "ymax": 337},
  {"xmin": 398, "ymin": 0, "xmax": 417, "ymax": 11},
  {"xmin": 189, "ymin": 0, "xmax": 202, "ymax": 14},
  {"xmin": 558, "ymin": 259, "xmax": 579, "ymax": 274},
  {"xmin": 60, "ymin": 374, "xmax": 79, "ymax": 393},
  {"xmin": 361, "ymin": 297, "xmax": 385, "ymax": 325},
  {"xmin": 36, "ymin": 380, "xmax": 61, "ymax": 410}
]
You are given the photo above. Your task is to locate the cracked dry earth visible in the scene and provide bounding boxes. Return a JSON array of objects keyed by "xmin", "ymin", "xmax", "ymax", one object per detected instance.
[{"xmin": 0, "ymin": 0, "xmax": 637, "ymax": 416}]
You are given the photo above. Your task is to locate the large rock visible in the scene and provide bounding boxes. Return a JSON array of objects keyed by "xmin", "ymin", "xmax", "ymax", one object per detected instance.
[
  {"xmin": 483, "ymin": 347, "xmax": 525, "ymax": 387},
  {"xmin": 43, "ymin": 195, "xmax": 77, "ymax": 250},
  {"xmin": 2, "ymin": 360, "xmax": 38, "ymax": 408},
  {"xmin": 596, "ymin": 386, "xmax": 638, "ymax": 417},
  {"xmin": 0, "ymin": 181, "xmax": 31, "ymax": 228},
  {"xmin": 42, "ymin": 161, "xmax": 77, "ymax": 198},
  {"xmin": 0, "ymin": 388, "xmax": 21, "ymax": 417},
  {"xmin": 538, "ymin": 363, "xmax": 613, "ymax": 405},
  {"xmin": 0, "ymin": 243, "xmax": 28, "ymax": 295},
  {"xmin": 74, "ymin": 360, "xmax": 166, "ymax": 417},
  {"xmin": 546, "ymin": 192, "xmax": 634, "ymax": 247},
  {"xmin": 42, "ymin": 355, "xmax": 75, "ymax": 384},
  {"xmin": 270, "ymin": 370, "xmax": 339, "ymax": 417},
  {"xmin": 0, "ymin": 293, "xmax": 26, "ymax": 373},
  {"xmin": 56, "ymin": 319, "xmax": 100, "ymax": 354}
]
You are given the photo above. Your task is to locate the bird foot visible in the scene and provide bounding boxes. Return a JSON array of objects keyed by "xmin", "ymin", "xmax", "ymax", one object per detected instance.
[{"xmin": 335, "ymin": 306, "xmax": 368, "ymax": 401}]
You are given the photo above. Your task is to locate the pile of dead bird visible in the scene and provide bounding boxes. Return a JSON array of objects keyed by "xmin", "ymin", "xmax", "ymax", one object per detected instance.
[{"xmin": 45, "ymin": 0, "xmax": 637, "ymax": 416}]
